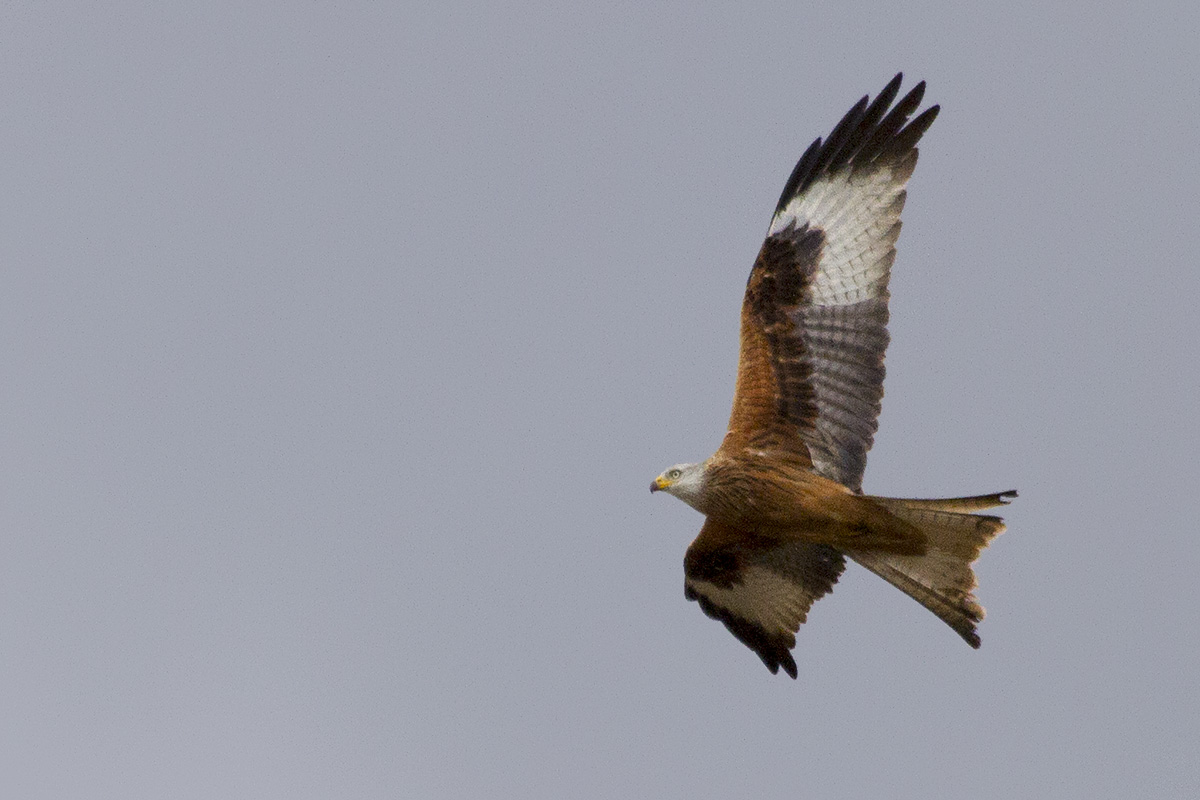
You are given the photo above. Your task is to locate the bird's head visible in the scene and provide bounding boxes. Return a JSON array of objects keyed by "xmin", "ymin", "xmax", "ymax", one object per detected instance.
[{"xmin": 650, "ymin": 462, "xmax": 706, "ymax": 509}]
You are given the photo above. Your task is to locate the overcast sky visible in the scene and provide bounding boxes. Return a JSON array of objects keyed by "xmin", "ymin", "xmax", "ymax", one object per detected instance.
[{"xmin": 3, "ymin": 3, "xmax": 1198, "ymax": 798}]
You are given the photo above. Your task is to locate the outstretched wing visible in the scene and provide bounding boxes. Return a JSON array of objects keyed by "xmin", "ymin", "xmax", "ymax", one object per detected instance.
[
  {"xmin": 684, "ymin": 520, "xmax": 846, "ymax": 678},
  {"xmin": 722, "ymin": 74, "xmax": 938, "ymax": 491}
]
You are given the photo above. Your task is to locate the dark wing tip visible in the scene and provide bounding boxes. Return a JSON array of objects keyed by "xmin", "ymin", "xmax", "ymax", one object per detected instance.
[
  {"xmin": 781, "ymin": 653, "xmax": 798, "ymax": 679},
  {"xmin": 773, "ymin": 136, "xmax": 823, "ymax": 215},
  {"xmin": 689, "ymin": 591, "xmax": 800, "ymax": 679},
  {"xmin": 949, "ymin": 617, "xmax": 982, "ymax": 648},
  {"xmin": 999, "ymin": 490, "xmax": 1018, "ymax": 503},
  {"xmin": 883, "ymin": 104, "xmax": 940, "ymax": 160},
  {"xmin": 775, "ymin": 75, "xmax": 938, "ymax": 212}
]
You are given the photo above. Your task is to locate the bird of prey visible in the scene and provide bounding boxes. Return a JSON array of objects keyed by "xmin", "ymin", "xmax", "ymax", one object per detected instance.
[{"xmin": 650, "ymin": 74, "xmax": 1014, "ymax": 678}]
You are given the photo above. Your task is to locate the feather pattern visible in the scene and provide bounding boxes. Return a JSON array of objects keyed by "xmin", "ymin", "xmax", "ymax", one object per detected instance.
[
  {"xmin": 684, "ymin": 520, "xmax": 846, "ymax": 678},
  {"xmin": 847, "ymin": 494, "xmax": 1012, "ymax": 647}
]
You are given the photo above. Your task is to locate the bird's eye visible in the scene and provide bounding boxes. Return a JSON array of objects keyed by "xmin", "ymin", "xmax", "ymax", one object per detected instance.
[{"xmin": 668, "ymin": 469, "xmax": 682, "ymax": 479}]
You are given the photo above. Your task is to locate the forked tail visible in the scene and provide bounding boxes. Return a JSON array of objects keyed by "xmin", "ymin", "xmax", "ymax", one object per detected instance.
[{"xmin": 847, "ymin": 491, "xmax": 1016, "ymax": 647}]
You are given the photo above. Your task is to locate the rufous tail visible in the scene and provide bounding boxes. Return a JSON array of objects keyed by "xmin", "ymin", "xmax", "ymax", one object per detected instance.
[{"xmin": 847, "ymin": 491, "xmax": 1015, "ymax": 647}]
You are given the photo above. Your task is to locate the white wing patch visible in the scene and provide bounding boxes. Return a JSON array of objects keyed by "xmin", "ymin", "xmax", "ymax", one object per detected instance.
[
  {"xmin": 686, "ymin": 566, "xmax": 813, "ymax": 635},
  {"xmin": 769, "ymin": 165, "xmax": 910, "ymax": 307}
]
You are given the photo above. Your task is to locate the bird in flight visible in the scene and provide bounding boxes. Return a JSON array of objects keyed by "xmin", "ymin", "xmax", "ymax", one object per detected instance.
[{"xmin": 650, "ymin": 74, "xmax": 1014, "ymax": 678}]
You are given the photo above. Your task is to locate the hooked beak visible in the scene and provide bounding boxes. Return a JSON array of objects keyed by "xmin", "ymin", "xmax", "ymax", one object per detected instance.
[{"xmin": 650, "ymin": 476, "xmax": 667, "ymax": 493}]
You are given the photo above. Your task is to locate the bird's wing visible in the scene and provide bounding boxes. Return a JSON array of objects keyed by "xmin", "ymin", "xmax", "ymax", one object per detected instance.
[
  {"xmin": 722, "ymin": 74, "xmax": 937, "ymax": 491},
  {"xmin": 684, "ymin": 519, "xmax": 846, "ymax": 678}
]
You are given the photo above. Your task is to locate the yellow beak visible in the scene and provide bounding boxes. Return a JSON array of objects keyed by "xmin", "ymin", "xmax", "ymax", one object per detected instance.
[{"xmin": 651, "ymin": 476, "xmax": 669, "ymax": 493}]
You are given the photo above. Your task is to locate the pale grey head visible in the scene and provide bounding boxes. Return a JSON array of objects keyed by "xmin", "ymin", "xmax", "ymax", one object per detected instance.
[{"xmin": 650, "ymin": 461, "xmax": 708, "ymax": 511}]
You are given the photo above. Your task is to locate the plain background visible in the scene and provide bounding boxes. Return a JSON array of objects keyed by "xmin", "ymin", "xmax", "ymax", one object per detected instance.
[{"xmin": 3, "ymin": 3, "xmax": 1198, "ymax": 798}]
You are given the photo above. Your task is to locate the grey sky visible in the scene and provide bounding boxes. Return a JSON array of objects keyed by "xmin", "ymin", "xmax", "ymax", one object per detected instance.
[{"xmin": 3, "ymin": 2, "xmax": 1198, "ymax": 798}]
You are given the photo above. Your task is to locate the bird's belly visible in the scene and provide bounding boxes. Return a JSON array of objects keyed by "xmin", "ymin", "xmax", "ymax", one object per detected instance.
[{"xmin": 701, "ymin": 464, "xmax": 922, "ymax": 552}]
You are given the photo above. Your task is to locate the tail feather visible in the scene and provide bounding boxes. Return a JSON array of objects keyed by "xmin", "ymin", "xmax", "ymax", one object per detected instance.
[
  {"xmin": 847, "ymin": 492, "xmax": 1012, "ymax": 647},
  {"xmin": 878, "ymin": 490, "xmax": 1017, "ymax": 514}
]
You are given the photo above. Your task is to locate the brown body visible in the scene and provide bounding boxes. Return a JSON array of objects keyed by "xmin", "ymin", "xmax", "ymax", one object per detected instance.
[{"xmin": 700, "ymin": 450, "xmax": 924, "ymax": 555}]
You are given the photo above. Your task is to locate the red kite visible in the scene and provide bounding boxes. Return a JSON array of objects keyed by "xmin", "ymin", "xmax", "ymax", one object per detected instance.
[{"xmin": 651, "ymin": 75, "xmax": 1014, "ymax": 677}]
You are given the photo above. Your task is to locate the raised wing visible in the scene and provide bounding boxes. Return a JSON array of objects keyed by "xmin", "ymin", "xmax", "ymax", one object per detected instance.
[
  {"xmin": 723, "ymin": 74, "xmax": 938, "ymax": 491},
  {"xmin": 684, "ymin": 519, "xmax": 846, "ymax": 678}
]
